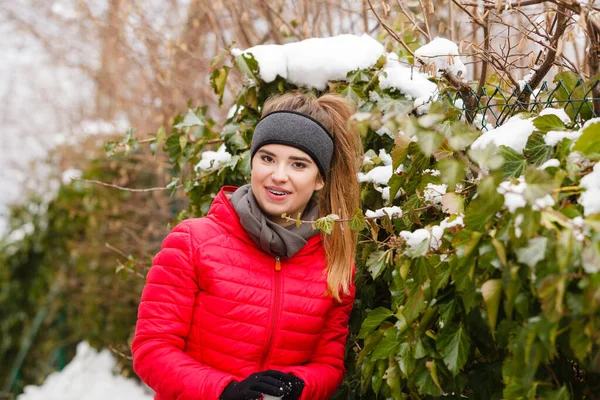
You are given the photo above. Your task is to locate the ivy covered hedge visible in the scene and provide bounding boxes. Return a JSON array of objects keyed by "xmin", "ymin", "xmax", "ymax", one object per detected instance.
[{"xmin": 115, "ymin": 45, "xmax": 600, "ymax": 399}]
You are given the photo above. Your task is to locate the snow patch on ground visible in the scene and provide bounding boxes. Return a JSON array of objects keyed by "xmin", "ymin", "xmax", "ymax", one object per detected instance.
[{"xmin": 18, "ymin": 342, "xmax": 153, "ymax": 400}]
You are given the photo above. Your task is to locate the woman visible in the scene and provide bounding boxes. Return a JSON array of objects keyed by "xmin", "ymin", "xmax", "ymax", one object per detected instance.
[{"xmin": 131, "ymin": 92, "xmax": 363, "ymax": 400}]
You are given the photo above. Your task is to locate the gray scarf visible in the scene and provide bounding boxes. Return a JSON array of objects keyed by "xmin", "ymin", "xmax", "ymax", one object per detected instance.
[{"xmin": 230, "ymin": 184, "xmax": 320, "ymax": 258}]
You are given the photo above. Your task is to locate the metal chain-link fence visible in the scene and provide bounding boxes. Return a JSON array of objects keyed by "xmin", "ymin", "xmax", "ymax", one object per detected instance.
[{"xmin": 450, "ymin": 78, "xmax": 600, "ymax": 130}]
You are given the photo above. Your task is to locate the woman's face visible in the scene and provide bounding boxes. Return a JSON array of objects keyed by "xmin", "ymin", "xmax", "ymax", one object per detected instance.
[{"xmin": 251, "ymin": 144, "xmax": 324, "ymax": 226}]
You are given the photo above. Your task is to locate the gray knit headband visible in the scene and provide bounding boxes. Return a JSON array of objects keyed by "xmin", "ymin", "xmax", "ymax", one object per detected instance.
[{"xmin": 250, "ymin": 110, "xmax": 335, "ymax": 178}]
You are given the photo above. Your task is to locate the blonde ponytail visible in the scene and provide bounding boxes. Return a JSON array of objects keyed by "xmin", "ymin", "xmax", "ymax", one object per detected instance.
[{"xmin": 261, "ymin": 92, "xmax": 363, "ymax": 301}]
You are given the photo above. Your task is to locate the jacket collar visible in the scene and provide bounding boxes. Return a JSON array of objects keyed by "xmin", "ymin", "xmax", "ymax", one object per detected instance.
[{"xmin": 207, "ymin": 186, "xmax": 323, "ymax": 258}]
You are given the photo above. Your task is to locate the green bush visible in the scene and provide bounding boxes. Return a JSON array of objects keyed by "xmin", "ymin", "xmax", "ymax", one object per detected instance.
[
  {"xmin": 120, "ymin": 47, "xmax": 599, "ymax": 399},
  {"xmin": 0, "ymin": 140, "xmax": 183, "ymax": 395}
]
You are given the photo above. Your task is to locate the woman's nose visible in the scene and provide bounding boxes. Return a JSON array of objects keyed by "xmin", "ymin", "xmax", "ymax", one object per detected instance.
[{"xmin": 271, "ymin": 165, "xmax": 289, "ymax": 182}]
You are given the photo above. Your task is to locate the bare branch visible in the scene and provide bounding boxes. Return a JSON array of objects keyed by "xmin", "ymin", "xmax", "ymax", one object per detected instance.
[
  {"xmin": 518, "ymin": 5, "xmax": 572, "ymax": 104},
  {"xmin": 73, "ymin": 178, "xmax": 181, "ymax": 192},
  {"xmin": 396, "ymin": 0, "xmax": 430, "ymax": 39}
]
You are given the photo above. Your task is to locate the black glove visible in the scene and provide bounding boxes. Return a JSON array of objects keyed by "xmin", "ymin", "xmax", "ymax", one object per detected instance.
[
  {"xmin": 281, "ymin": 374, "xmax": 304, "ymax": 400},
  {"xmin": 220, "ymin": 370, "xmax": 292, "ymax": 400}
]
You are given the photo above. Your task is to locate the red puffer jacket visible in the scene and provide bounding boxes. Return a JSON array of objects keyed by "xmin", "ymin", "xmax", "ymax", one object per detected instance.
[{"xmin": 132, "ymin": 186, "xmax": 355, "ymax": 400}]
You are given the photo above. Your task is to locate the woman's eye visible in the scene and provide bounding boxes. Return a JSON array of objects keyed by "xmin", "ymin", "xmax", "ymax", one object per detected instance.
[
  {"xmin": 293, "ymin": 162, "xmax": 307, "ymax": 169},
  {"xmin": 261, "ymin": 155, "xmax": 273, "ymax": 162}
]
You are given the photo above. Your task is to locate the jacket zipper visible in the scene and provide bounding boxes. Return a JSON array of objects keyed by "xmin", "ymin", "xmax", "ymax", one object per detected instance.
[{"xmin": 259, "ymin": 255, "xmax": 282, "ymax": 370}]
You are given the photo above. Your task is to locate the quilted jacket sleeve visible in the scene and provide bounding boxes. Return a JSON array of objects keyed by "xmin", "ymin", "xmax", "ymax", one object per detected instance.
[
  {"xmin": 283, "ymin": 281, "xmax": 356, "ymax": 400},
  {"xmin": 131, "ymin": 221, "xmax": 234, "ymax": 400}
]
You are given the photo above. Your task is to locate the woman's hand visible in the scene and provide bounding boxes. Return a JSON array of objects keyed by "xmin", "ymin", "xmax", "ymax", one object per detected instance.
[
  {"xmin": 219, "ymin": 370, "xmax": 292, "ymax": 400},
  {"xmin": 281, "ymin": 374, "xmax": 304, "ymax": 400}
]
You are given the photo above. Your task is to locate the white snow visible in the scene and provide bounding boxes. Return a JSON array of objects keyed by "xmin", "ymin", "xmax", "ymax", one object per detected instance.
[
  {"xmin": 533, "ymin": 194, "xmax": 555, "ymax": 210},
  {"xmin": 375, "ymin": 185, "xmax": 402, "ymax": 202},
  {"xmin": 471, "ymin": 114, "xmax": 535, "ymax": 154},
  {"xmin": 358, "ymin": 165, "xmax": 393, "ymax": 185},
  {"xmin": 497, "ymin": 176, "xmax": 556, "ymax": 213},
  {"xmin": 539, "ymin": 158, "xmax": 560, "ymax": 169},
  {"xmin": 18, "ymin": 342, "xmax": 153, "ymax": 400},
  {"xmin": 400, "ymin": 228, "xmax": 432, "ymax": 248},
  {"xmin": 61, "ymin": 169, "xmax": 82, "ymax": 185},
  {"xmin": 518, "ymin": 70, "xmax": 535, "ymax": 91},
  {"xmin": 365, "ymin": 206, "xmax": 403, "ymax": 219},
  {"xmin": 514, "ymin": 214, "xmax": 524, "ymax": 238},
  {"xmin": 544, "ymin": 129, "xmax": 582, "ymax": 146},
  {"xmin": 497, "ymin": 178, "xmax": 527, "ymax": 213},
  {"xmin": 414, "ymin": 37, "xmax": 467, "ymax": 77},
  {"xmin": 424, "ymin": 183, "xmax": 447, "ymax": 204},
  {"xmin": 579, "ymin": 163, "xmax": 600, "ymax": 216},
  {"xmin": 539, "ymin": 108, "xmax": 570, "ymax": 124},
  {"xmin": 379, "ymin": 53, "xmax": 438, "ymax": 114},
  {"xmin": 544, "ymin": 117, "xmax": 600, "ymax": 146},
  {"xmin": 400, "ymin": 215, "xmax": 464, "ymax": 252},
  {"xmin": 232, "ymin": 34, "xmax": 385, "ymax": 90},
  {"xmin": 423, "ymin": 169, "xmax": 441, "ymax": 176},
  {"xmin": 571, "ymin": 216, "xmax": 588, "ymax": 242},
  {"xmin": 358, "ymin": 148, "xmax": 403, "ymax": 186},
  {"xmin": 195, "ymin": 144, "xmax": 233, "ymax": 171}
]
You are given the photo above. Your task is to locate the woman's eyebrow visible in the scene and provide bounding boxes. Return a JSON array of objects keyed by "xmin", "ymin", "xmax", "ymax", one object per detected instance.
[
  {"xmin": 257, "ymin": 149, "xmax": 276, "ymax": 157},
  {"xmin": 289, "ymin": 155, "xmax": 312, "ymax": 163},
  {"xmin": 258, "ymin": 149, "xmax": 312, "ymax": 163}
]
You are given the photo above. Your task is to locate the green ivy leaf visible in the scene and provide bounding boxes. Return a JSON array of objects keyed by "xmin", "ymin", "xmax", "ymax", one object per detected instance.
[
  {"xmin": 538, "ymin": 275, "xmax": 565, "ymax": 323},
  {"xmin": 415, "ymin": 129, "xmax": 445, "ymax": 157},
  {"xmin": 397, "ymin": 342, "xmax": 415, "ymax": 378},
  {"xmin": 414, "ymin": 361, "xmax": 443, "ymax": 396},
  {"xmin": 388, "ymin": 174, "xmax": 403, "ymax": 204},
  {"xmin": 573, "ymin": 119, "xmax": 600, "ymax": 160},
  {"xmin": 315, "ymin": 214, "xmax": 338, "ymax": 235},
  {"xmin": 532, "ymin": 114, "xmax": 565, "ymax": 133},
  {"xmin": 448, "ymin": 121, "xmax": 479, "ymax": 150},
  {"xmin": 524, "ymin": 167, "xmax": 555, "ymax": 205},
  {"xmin": 391, "ymin": 133, "xmax": 411, "ymax": 171},
  {"xmin": 468, "ymin": 142, "xmax": 505, "ymax": 170},
  {"xmin": 481, "ymin": 279, "xmax": 502, "ymax": 337},
  {"xmin": 234, "ymin": 52, "xmax": 260, "ymax": 81},
  {"xmin": 525, "ymin": 133, "xmax": 553, "ymax": 166},
  {"xmin": 499, "ymin": 145, "xmax": 527, "ymax": 179},
  {"xmin": 464, "ymin": 177, "xmax": 504, "ymax": 231},
  {"xmin": 569, "ymin": 319, "xmax": 592, "ymax": 363},
  {"xmin": 401, "ymin": 280, "xmax": 426, "ymax": 324},
  {"xmin": 349, "ymin": 208, "xmax": 366, "ymax": 231},
  {"xmin": 385, "ymin": 360, "xmax": 406, "ymax": 399},
  {"xmin": 150, "ymin": 126, "xmax": 166, "ymax": 156},
  {"xmin": 366, "ymin": 250, "xmax": 388, "ymax": 280},
  {"xmin": 438, "ymin": 158, "xmax": 465, "ymax": 191},
  {"xmin": 436, "ymin": 324, "xmax": 470, "ymax": 377},
  {"xmin": 358, "ymin": 307, "xmax": 393, "ymax": 339},
  {"xmin": 516, "ymin": 237, "xmax": 548, "ymax": 268},
  {"xmin": 174, "ymin": 110, "xmax": 205, "ymax": 129},
  {"xmin": 370, "ymin": 334, "xmax": 399, "ymax": 360},
  {"xmin": 210, "ymin": 66, "xmax": 230, "ymax": 106}
]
